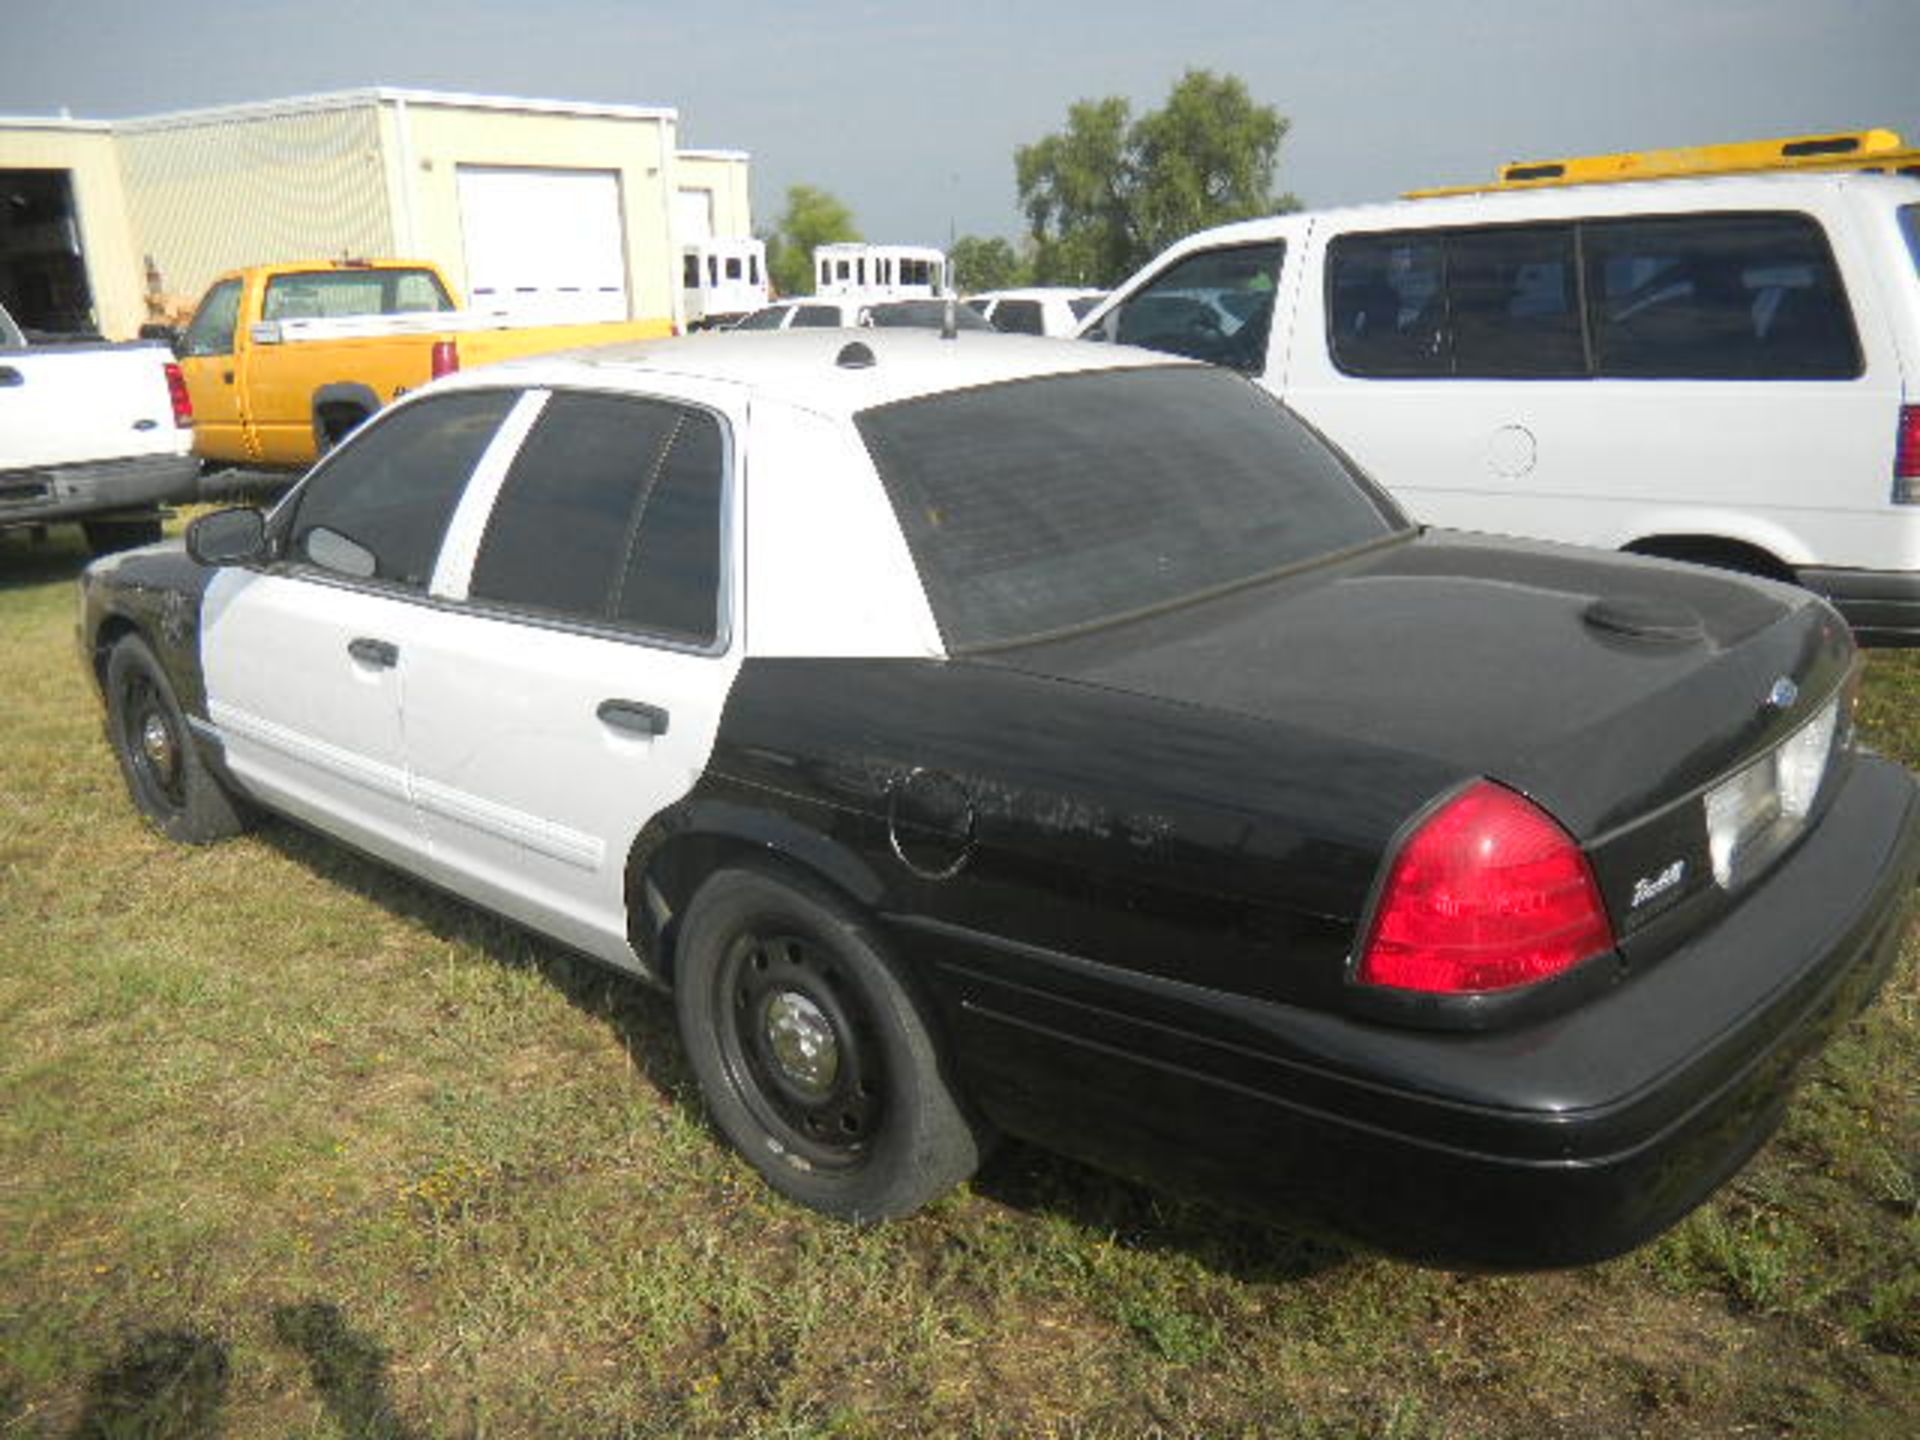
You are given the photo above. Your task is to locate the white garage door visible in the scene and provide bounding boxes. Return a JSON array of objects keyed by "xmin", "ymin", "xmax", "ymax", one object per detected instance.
[{"xmin": 456, "ymin": 166, "xmax": 629, "ymax": 323}]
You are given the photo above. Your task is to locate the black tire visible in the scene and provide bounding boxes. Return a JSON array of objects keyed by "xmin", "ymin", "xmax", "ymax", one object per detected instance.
[
  {"xmin": 82, "ymin": 517, "xmax": 164, "ymax": 556},
  {"xmin": 105, "ymin": 634, "xmax": 248, "ymax": 844},
  {"xmin": 674, "ymin": 866, "xmax": 988, "ymax": 1221}
]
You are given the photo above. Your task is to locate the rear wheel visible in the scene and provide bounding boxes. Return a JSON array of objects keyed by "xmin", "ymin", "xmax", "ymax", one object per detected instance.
[
  {"xmin": 674, "ymin": 866, "xmax": 988, "ymax": 1221},
  {"xmin": 105, "ymin": 634, "xmax": 247, "ymax": 844},
  {"xmin": 82, "ymin": 517, "xmax": 164, "ymax": 555}
]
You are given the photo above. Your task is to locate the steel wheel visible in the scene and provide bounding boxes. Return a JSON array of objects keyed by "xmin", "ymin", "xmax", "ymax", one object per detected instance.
[
  {"xmin": 104, "ymin": 634, "xmax": 248, "ymax": 845},
  {"xmin": 718, "ymin": 928, "xmax": 884, "ymax": 1171},
  {"xmin": 675, "ymin": 866, "xmax": 990, "ymax": 1220}
]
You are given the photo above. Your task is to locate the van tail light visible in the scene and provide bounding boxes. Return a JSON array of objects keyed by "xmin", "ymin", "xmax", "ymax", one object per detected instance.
[
  {"xmin": 430, "ymin": 340, "xmax": 461, "ymax": 379},
  {"xmin": 1357, "ymin": 782, "xmax": 1615, "ymax": 994},
  {"xmin": 163, "ymin": 362, "xmax": 193, "ymax": 427},
  {"xmin": 1895, "ymin": 405, "xmax": 1920, "ymax": 504}
]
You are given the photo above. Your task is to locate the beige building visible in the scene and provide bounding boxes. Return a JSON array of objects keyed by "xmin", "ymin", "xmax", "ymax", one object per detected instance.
[{"xmin": 0, "ymin": 89, "xmax": 754, "ymax": 339}]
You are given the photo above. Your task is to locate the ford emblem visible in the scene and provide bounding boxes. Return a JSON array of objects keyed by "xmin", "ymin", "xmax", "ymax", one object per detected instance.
[{"xmin": 1766, "ymin": 677, "xmax": 1799, "ymax": 711}]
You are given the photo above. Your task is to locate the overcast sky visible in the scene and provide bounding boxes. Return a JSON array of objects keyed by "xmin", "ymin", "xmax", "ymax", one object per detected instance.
[{"xmin": 4, "ymin": 0, "xmax": 1914, "ymax": 248}]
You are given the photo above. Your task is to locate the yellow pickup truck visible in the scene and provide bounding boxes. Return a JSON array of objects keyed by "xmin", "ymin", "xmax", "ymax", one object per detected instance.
[{"xmin": 175, "ymin": 259, "xmax": 673, "ymax": 467}]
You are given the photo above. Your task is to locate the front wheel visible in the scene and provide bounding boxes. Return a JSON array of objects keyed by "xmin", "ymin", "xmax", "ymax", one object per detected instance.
[
  {"xmin": 105, "ymin": 634, "xmax": 248, "ymax": 844},
  {"xmin": 674, "ymin": 867, "xmax": 989, "ymax": 1221}
]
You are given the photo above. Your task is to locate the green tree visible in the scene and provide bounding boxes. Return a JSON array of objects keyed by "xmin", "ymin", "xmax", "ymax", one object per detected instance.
[
  {"xmin": 1015, "ymin": 70, "xmax": 1297, "ymax": 286},
  {"xmin": 949, "ymin": 235, "xmax": 1029, "ymax": 293},
  {"xmin": 1015, "ymin": 96, "xmax": 1134, "ymax": 286},
  {"xmin": 766, "ymin": 184, "xmax": 860, "ymax": 296}
]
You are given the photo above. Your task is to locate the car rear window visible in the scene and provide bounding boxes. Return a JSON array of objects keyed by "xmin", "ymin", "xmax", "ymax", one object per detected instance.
[
  {"xmin": 263, "ymin": 268, "xmax": 453, "ymax": 321},
  {"xmin": 857, "ymin": 365, "xmax": 1405, "ymax": 649},
  {"xmin": 988, "ymin": 299, "xmax": 1045, "ymax": 335},
  {"xmin": 1903, "ymin": 205, "xmax": 1920, "ymax": 279}
]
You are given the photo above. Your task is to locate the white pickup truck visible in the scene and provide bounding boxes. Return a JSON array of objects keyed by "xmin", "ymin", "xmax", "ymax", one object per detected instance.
[{"xmin": 1, "ymin": 298, "xmax": 200, "ymax": 554}]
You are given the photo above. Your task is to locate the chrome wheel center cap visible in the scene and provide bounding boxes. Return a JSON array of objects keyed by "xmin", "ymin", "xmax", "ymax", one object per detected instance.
[
  {"xmin": 763, "ymin": 991, "xmax": 839, "ymax": 1097},
  {"xmin": 140, "ymin": 713, "xmax": 174, "ymax": 774}
]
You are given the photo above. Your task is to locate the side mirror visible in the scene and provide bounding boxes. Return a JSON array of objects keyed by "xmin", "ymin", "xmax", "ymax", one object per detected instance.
[
  {"xmin": 137, "ymin": 323, "xmax": 181, "ymax": 353},
  {"xmin": 186, "ymin": 507, "xmax": 268, "ymax": 567}
]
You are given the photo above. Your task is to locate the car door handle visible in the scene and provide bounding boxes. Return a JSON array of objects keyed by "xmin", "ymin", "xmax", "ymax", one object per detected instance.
[
  {"xmin": 597, "ymin": 699, "xmax": 669, "ymax": 737},
  {"xmin": 348, "ymin": 637, "xmax": 399, "ymax": 669},
  {"xmin": 0, "ymin": 366, "xmax": 22, "ymax": 387}
]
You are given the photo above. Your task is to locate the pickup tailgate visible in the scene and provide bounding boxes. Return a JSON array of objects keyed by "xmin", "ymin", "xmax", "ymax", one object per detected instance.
[{"xmin": 1, "ymin": 342, "xmax": 189, "ymax": 467}]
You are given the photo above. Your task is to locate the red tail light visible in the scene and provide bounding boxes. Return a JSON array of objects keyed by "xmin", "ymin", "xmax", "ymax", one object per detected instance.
[
  {"xmin": 163, "ymin": 361, "xmax": 193, "ymax": 427},
  {"xmin": 430, "ymin": 340, "xmax": 460, "ymax": 379},
  {"xmin": 1358, "ymin": 782, "xmax": 1615, "ymax": 994},
  {"xmin": 1896, "ymin": 405, "xmax": 1920, "ymax": 503}
]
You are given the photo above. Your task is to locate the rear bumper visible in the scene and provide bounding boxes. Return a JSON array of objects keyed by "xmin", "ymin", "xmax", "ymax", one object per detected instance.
[
  {"xmin": 924, "ymin": 754, "xmax": 1920, "ymax": 1269},
  {"xmin": 0, "ymin": 451, "xmax": 200, "ymax": 527},
  {"xmin": 1798, "ymin": 566, "xmax": 1920, "ymax": 646}
]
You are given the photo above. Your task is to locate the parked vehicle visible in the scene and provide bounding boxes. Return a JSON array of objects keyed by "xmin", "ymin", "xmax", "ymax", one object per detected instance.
[
  {"xmin": 814, "ymin": 243, "xmax": 950, "ymax": 303},
  {"xmin": 683, "ymin": 238, "xmax": 770, "ymax": 330},
  {"xmin": 969, "ymin": 287, "xmax": 1106, "ymax": 337},
  {"xmin": 81, "ymin": 330, "xmax": 1919, "ymax": 1268},
  {"xmin": 1078, "ymin": 167, "xmax": 1920, "ymax": 642},
  {"xmin": 731, "ymin": 298, "xmax": 867, "ymax": 330},
  {"xmin": 1, "ymin": 296, "xmax": 198, "ymax": 554},
  {"xmin": 173, "ymin": 259, "xmax": 674, "ymax": 470},
  {"xmin": 862, "ymin": 299, "xmax": 995, "ymax": 331}
]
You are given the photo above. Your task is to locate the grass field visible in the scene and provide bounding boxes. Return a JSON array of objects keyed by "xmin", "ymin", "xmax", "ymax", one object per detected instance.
[{"xmin": 2, "ymin": 521, "xmax": 1916, "ymax": 1438}]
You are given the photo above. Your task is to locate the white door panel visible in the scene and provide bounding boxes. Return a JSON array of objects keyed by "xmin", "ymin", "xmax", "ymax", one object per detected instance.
[
  {"xmin": 398, "ymin": 607, "xmax": 741, "ymax": 969},
  {"xmin": 200, "ymin": 569, "xmax": 428, "ymax": 869}
]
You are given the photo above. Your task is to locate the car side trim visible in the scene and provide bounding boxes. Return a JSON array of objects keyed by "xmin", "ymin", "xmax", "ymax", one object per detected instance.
[
  {"xmin": 412, "ymin": 774, "xmax": 605, "ymax": 872},
  {"xmin": 208, "ymin": 700, "xmax": 411, "ymax": 805}
]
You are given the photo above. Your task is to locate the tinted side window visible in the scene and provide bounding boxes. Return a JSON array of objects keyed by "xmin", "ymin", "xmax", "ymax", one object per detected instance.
[
  {"xmin": 1446, "ymin": 226, "xmax": 1585, "ymax": 376},
  {"xmin": 1585, "ymin": 213, "xmax": 1861, "ymax": 379},
  {"xmin": 793, "ymin": 305, "xmax": 843, "ymax": 327},
  {"xmin": 991, "ymin": 299, "xmax": 1045, "ymax": 335},
  {"xmin": 1107, "ymin": 242, "xmax": 1284, "ymax": 373},
  {"xmin": 287, "ymin": 390, "xmax": 517, "ymax": 587},
  {"xmin": 180, "ymin": 279, "xmax": 243, "ymax": 358},
  {"xmin": 469, "ymin": 392, "xmax": 683, "ymax": 619},
  {"xmin": 1327, "ymin": 234, "xmax": 1447, "ymax": 376},
  {"xmin": 468, "ymin": 394, "xmax": 726, "ymax": 646},
  {"xmin": 615, "ymin": 411, "xmax": 724, "ymax": 644}
]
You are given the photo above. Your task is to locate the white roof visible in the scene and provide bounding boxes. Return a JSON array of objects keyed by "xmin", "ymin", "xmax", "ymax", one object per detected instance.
[
  {"xmin": 968, "ymin": 287, "xmax": 1105, "ymax": 303},
  {"xmin": 1152, "ymin": 170, "xmax": 1920, "ymax": 251},
  {"xmin": 108, "ymin": 88, "xmax": 677, "ymax": 134},
  {"xmin": 463, "ymin": 329, "xmax": 1183, "ymax": 417}
]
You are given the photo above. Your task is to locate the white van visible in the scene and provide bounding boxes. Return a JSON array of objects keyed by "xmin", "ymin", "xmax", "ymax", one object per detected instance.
[
  {"xmin": 1078, "ymin": 171, "xmax": 1920, "ymax": 641},
  {"xmin": 815, "ymin": 244, "xmax": 951, "ymax": 304},
  {"xmin": 682, "ymin": 238, "xmax": 770, "ymax": 330}
]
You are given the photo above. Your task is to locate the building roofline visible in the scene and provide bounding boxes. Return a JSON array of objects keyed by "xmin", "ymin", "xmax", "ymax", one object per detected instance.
[
  {"xmin": 0, "ymin": 114, "xmax": 114, "ymax": 133},
  {"xmin": 678, "ymin": 147, "xmax": 751, "ymax": 162},
  {"xmin": 109, "ymin": 88, "xmax": 679, "ymax": 134}
]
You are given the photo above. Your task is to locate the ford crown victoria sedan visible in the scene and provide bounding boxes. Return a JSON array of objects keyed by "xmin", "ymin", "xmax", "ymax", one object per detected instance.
[{"xmin": 80, "ymin": 331, "xmax": 1920, "ymax": 1268}]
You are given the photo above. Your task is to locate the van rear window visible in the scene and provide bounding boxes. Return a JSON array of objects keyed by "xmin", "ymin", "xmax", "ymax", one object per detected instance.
[
  {"xmin": 1903, "ymin": 205, "xmax": 1920, "ymax": 278},
  {"xmin": 1326, "ymin": 212, "xmax": 1860, "ymax": 381}
]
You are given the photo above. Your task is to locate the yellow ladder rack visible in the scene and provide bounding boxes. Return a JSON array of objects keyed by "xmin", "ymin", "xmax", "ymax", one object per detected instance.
[{"xmin": 1407, "ymin": 129, "xmax": 1920, "ymax": 198}]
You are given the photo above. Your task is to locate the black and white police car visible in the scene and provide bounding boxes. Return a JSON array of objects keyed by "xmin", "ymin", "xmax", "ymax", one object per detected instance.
[{"xmin": 80, "ymin": 329, "xmax": 1920, "ymax": 1268}]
